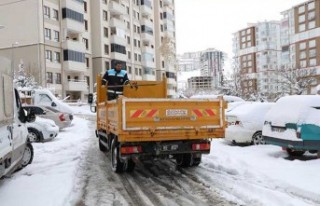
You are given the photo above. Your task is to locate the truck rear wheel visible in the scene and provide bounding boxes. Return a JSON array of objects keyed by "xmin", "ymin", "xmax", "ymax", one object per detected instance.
[
  {"xmin": 176, "ymin": 153, "xmax": 194, "ymax": 168},
  {"xmin": 193, "ymin": 155, "xmax": 202, "ymax": 166},
  {"xmin": 111, "ymin": 138, "xmax": 125, "ymax": 173},
  {"xmin": 126, "ymin": 159, "xmax": 135, "ymax": 172},
  {"xmin": 99, "ymin": 136, "xmax": 108, "ymax": 152}
]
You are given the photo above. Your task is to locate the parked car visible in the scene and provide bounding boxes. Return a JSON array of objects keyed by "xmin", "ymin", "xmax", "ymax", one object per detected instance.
[
  {"xmin": 263, "ymin": 95, "xmax": 320, "ymax": 156},
  {"xmin": 27, "ymin": 117, "xmax": 59, "ymax": 142},
  {"xmin": 225, "ymin": 102, "xmax": 275, "ymax": 145},
  {"xmin": 23, "ymin": 105, "xmax": 72, "ymax": 130}
]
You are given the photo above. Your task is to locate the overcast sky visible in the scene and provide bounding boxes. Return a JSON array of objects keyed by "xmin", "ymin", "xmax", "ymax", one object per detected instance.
[{"xmin": 175, "ymin": 0, "xmax": 306, "ymax": 59}]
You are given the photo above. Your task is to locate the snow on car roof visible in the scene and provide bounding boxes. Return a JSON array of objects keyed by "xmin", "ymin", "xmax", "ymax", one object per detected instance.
[
  {"xmin": 227, "ymin": 102, "xmax": 274, "ymax": 122},
  {"xmin": 265, "ymin": 95, "xmax": 320, "ymax": 126},
  {"xmin": 190, "ymin": 95, "xmax": 244, "ymax": 103}
]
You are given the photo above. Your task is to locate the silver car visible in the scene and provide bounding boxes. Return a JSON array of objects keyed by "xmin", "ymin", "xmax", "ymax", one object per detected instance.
[{"xmin": 23, "ymin": 106, "xmax": 72, "ymax": 130}]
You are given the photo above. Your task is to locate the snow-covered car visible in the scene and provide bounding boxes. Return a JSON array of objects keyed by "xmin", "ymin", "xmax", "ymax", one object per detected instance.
[
  {"xmin": 225, "ymin": 102, "xmax": 275, "ymax": 145},
  {"xmin": 23, "ymin": 105, "xmax": 72, "ymax": 130},
  {"xmin": 263, "ymin": 95, "xmax": 320, "ymax": 156},
  {"xmin": 27, "ymin": 117, "xmax": 59, "ymax": 142},
  {"xmin": 190, "ymin": 94, "xmax": 245, "ymax": 103}
]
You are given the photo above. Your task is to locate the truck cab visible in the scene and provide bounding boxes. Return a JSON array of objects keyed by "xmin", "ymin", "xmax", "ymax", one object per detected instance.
[{"xmin": 0, "ymin": 57, "xmax": 35, "ymax": 178}]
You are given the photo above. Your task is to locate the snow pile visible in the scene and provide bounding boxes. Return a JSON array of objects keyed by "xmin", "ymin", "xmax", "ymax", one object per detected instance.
[
  {"xmin": 190, "ymin": 94, "xmax": 244, "ymax": 103},
  {"xmin": 0, "ymin": 117, "xmax": 91, "ymax": 206}
]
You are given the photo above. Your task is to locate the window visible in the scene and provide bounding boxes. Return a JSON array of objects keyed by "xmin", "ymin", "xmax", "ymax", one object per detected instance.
[
  {"xmin": 298, "ymin": 5, "xmax": 305, "ymax": 14},
  {"xmin": 54, "ymin": 52, "xmax": 60, "ymax": 63},
  {"xmin": 45, "ymin": 28, "xmax": 51, "ymax": 40},
  {"xmin": 63, "ymin": 50, "xmax": 85, "ymax": 62},
  {"xmin": 137, "ymin": 26, "xmax": 140, "ymax": 33},
  {"xmin": 62, "ymin": 8, "xmax": 84, "ymax": 23},
  {"xmin": 128, "ymin": 66, "xmax": 132, "ymax": 74},
  {"xmin": 56, "ymin": 73, "xmax": 61, "ymax": 84},
  {"xmin": 111, "ymin": 44, "xmax": 126, "ymax": 54},
  {"xmin": 134, "ymin": 53, "xmax": 137, "ymax": 61},
  {"xmin": 54, "ymin": 30, "xmax": 59, "ymax": 42},
  {"xmin": 127, "ymin": 21, "xmax": 130, "ymax": 29},
  {"xmin": 53, "ymin": 9, "xmax": 59, "ymax": 20},
  {"xmin": 84, "ymin": 1, "xmax": 87, "ymax": 13},
  {"xmin": 308, "ymin": 2, "xmax": 315, "ymax": 10},
  {"xmin": 44, "ymin": 6, "xmax": 50, "ymax": 18},
  {"xmin": 126, "ymin": 7, "xmax": 129, "ymax": 14},
  {"xmin": 104, "ymin": 44, "xmax": 109, "ymax": 54},
  {"xmin": 105, "ymin": 61, "xmax": 110, "ymax": 70},
  {"xmin": 308, "ymin": 21, "xmax": 315, "ymax": 29},
  {"xmin": 45, "ymin": 50, "xmax": 52, "ymax": 61},
  {"xmin": 308, "ymin": 11, "xmax": 315, "ymax": 20},
  {"xmin": 298, "ymin": 15, "xmax": 305, "ymax": 23},
  {"xmin": 309, "ymin": 39, "xmax": 316, "ymax": 47},
  {"xmin": 139, "ymin": 68, "xmax": 142, "ymax": 75},
  {"xmin": 103, "ymin": 10, "xmax": 108, "ymax": 21},
  {"xmin": 84, "ymin": 20, "xmax": 88, "ymax": 31},
  {"xmin": 83, "ymin": 38, "xmax": 89, "ymax": 49},
  {"xmin": 135, "ymin": 67, "xmax": 138, "ymax": 75},
  {"xmin": 309, "ymin": 58, "xmax": 317, "ymax": 66},
  {"xmin": 300, "ymin": 60, "xmax": 307, "ymax": 67},
  {"xmin": 138, "ymin": 40, "xmax": 140, "ymax": 48},
  {"xmin": 127, "ymin": 36, "xmax": 130, "ymax": 44},
  {"xmin": 299, "ymin": 51, "xmax": 306, "ymax": 59},
  {"xmin": 104, "ymin": 27, "xmax": 108, "ymax": 38},
  {"xmin": 309, "ymin": 48, "xmax": 316, "ymax": 57},
  {"xmin": 138, "ymin": 54, "xmax": 141, "ymax": 62},
  {"xmin": 128, "ymin": 51, "xmax": 131, "ymax": 59},
  {"xmin": 162, "ymin": 61, "xmax": 164, "ymax": 68},
  {"xmin": 299, "ymin": 42, "xmax": 306, "ymax": 50},
  {"xmin": 85, "ymin": 57, "xmax": 89, "ymax": 68},
  {"xmin": 134, "ymin": 39, "xmax": 137, "ymax": 47},
  {"xmin": 46, "ymin": 72, "xmax": 53, "ymax": 83}
]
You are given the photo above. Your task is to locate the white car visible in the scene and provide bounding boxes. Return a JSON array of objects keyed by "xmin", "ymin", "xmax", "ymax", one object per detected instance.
[
  {"xmin": 27, "ymin": 117, "xmax": 59, "ymax": 142},
  {"xmin": 23, "ymin": 106, "xmax": 72, "ymax": 130},
  {"xmin": 225, "ymin": 102, "xmax": 275, "ymax": 145}
]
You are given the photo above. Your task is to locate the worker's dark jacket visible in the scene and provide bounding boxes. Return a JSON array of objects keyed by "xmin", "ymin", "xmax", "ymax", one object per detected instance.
[{"xmin": 102, "ymin": 69, "xmax": 129, "ymax": 99}]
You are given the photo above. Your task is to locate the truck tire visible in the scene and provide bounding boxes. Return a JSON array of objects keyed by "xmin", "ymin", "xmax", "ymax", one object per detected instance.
[
  {"xmin": 21, "ymin": 143, "xmax": 34, "ymax": 167},
  {"xmin": 193, "ymin": 155, "xmax": 202, "ymax": 166},
  {"xmin": 99, "ymin": 136, "xmax": 108, "ymax": 152},
  {"xmin": 176, "ymin": 154, "xmax": 193, "ymax": 168},
  {"xmin": 111, "ymin": 138, "xmax": 125, "ymax": 173},
  {"xmin": 126, "ymin": 159, "xmax": 135, "ymax": 172}
]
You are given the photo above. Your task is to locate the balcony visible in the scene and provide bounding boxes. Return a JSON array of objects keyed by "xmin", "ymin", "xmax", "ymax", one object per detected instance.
[
  {"xmin": 163, "ymin": 0, "xmax": 173, "ymax": 7},
  {"xmin": 62, "ymin": 19, "xmax": 84, "ymax": 34},
  {"xmin": 142, "ymin": 59, "xmax": 155, "ymax": 68},
  {"xmin": 62, "ymin": 40, "xmax": 85, "ymax": 52},
  {"xmin": 66, "ymin": 80, "xmax": 88, "ymax": 92},
  {"xmin": 140, "ymin": 5, "xmax": 152, "ymax": 17},
  {"xmin": 140, "ymin": 18, "xmax": 153, "ymax": 29},
  {"xmin": 110, "ymin": 52, "xmax": 127, "ymax": 62},
  {"xmin": 141, "ymin": 33, "xmax": 154, "ymax": 43},
  {"xmin": 108, "ymin": 1, "xmax": 126, "ymax": 15},
  {"xmin": 141, "ymin": 46, "xmax": 154, "ymax": 54},
  {"xmin": 110, "ymin": 35, "xmax": 126, "ymax": 46},
  {"xmin": 63, "ymin": 61, "xmax": 86, "ymax": 73},
  {"xmin": 109, "ymin": 17, "xmax": 126, "ymax": 30},
  {"xmin": 61, "ymin": 0, "xmax": 84, "ymax": 13}
]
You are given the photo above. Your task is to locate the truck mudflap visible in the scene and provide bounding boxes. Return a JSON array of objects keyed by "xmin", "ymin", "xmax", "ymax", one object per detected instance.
[{"xmin": 119, "ymin": 140, "xmax": 211, "ymax": 157}]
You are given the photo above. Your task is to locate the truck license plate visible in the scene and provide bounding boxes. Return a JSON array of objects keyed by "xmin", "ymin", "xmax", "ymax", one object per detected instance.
[{"xmin": 161, "ymin": 144, "xmax": 178, "ymax": 151}]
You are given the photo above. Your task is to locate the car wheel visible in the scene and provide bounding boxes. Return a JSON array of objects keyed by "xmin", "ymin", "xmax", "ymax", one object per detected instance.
[
  {"xmin": 21, "ymin": 143, "xmax": 34, "ymax": 167},
  {"xmin": 286, "ymin": 148, "xmax": 305, "ymax": 157},
  {"xmin": 252, "ymin": 131, "xmax": 265, "ymax": 145},
  {"xmin": 28, "ymin": 128, "xmax": 41, "ymax": 142},
  {"xmin": 111, "ymin": 138, "xmax": 125, "ymax": 173}
]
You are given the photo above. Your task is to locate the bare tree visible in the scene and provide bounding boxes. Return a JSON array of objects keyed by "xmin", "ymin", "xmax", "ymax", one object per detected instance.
[{"xmin": 274, "ymin": 66, "xmax": 318, "ymax": 97}]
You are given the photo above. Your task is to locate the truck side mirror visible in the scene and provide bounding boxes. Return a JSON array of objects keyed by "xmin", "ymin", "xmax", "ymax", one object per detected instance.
[
  {"xmin": 88, "ymin": 93, "xmax": 93, "ymax": 104},
  {"xmin": 51, "ymin": 102, "xmax": 57, "ymax": 107}
]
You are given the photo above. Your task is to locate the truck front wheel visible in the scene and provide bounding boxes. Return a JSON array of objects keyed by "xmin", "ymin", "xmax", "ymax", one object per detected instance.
[{"xmin": 111, "ymin": 138, "xmax": 125, "ymax": 173}]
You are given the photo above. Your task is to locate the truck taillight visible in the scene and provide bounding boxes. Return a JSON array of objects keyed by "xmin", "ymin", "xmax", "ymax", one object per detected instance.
[
  {"xmin": 192, "ymin": 143, "xmax": 210, "ymax": 151},
  {"xmin": 59, "ymin": 114, "xmax": 65, "ymax": 121},
  {"xmin": 120, "ymin": 146, "xmax": 142, "ymax": 154}
]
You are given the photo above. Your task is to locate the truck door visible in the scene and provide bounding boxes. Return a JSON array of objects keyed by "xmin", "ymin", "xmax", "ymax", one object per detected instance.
[{"xmin": 11, "ymin": 89, "xmax": 28, "ymax": 164}]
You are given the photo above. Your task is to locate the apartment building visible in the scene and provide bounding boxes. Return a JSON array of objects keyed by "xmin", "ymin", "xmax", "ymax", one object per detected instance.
[
  {"xmin": 0, "ymin": 0, "xmax": 177, "ymax": 100},
  {"xmin": 200, "ymin": 48, "xmax": 226, "ymax": 89},
  {"xmin": 0, "ymin": 0, "xmax": 92, "ymax": 101},
  {"xmin": 233, "ymin": 21, "xmax": 281, "ymax": 97},
  {"xmin": 281, "ymin": 0, "xmax": 320, "ymax": 94}
]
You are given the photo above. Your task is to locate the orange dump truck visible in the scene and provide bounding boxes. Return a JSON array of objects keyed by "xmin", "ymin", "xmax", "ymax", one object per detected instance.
[{"xmin": 89, "ymin": 75, "xmax": 227, "ymax": 173}]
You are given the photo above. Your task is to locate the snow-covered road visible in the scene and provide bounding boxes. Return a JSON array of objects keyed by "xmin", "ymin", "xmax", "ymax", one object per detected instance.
[{"xmin": 0, "ymin": 111, "xmax": 319, "ymax": 206}]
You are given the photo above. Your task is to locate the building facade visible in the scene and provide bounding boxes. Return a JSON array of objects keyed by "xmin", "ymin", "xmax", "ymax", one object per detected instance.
[{"xmin": 0, "ymin": 0, "xmax": 177, "ymax": 100}]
